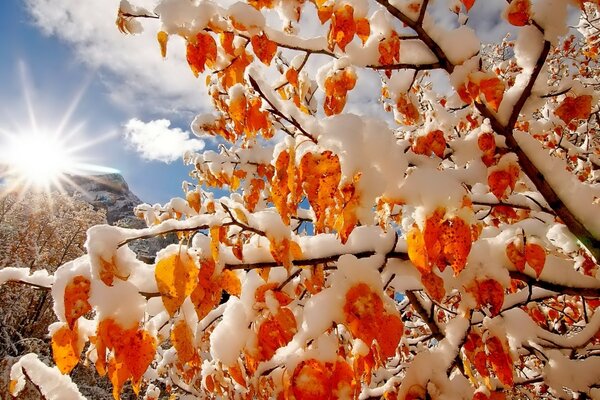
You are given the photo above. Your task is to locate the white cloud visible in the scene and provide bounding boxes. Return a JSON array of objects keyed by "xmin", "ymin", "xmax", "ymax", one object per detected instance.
[
  {"xmin": 24, "ymin": 0, "xmax": 209, "ymax": 115},
  {"xmin": 123, "ymin": 118, "xmax": 204, "ymax": 163}
]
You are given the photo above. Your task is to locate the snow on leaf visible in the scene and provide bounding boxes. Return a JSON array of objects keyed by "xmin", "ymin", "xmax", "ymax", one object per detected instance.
[
  {"xmin": 554, "ymin": 95, "xmax": 593, "ymax": 124},
  {"xmin": 525, "ymin": 242, "xmax": 546, "ymax": 278},
  {"xmin": 506, "ymin": 0, "xmax": 531, "ymax": 27},
  {"xmin": 291, "ymin": 359, "xmax": 332, "ymax": 400},
  {"xmin": 64, "ymin": 275, "xmax": 92, "ymax": 328},
  {"xmin": 251, "ymin": 32, "xmax": 277, "ymax": 65},
  {"xmin": 328, "ymin": 4, "xmax": 356, "ymax": 51},
  {"xmin": 51, "ymin": 324, "xmax": 81, "ymax": 375},
  {"xmin": 155, "ymin": 249, "xmax": 198, "ymax": 316},
  {"xmin": 344, "ymin": 283, "xmax": 403, "ymax": 358}
]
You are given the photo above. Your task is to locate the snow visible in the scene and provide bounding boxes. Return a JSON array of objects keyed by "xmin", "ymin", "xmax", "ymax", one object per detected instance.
[
  {"xmin": 515, "ymin": 130, "xmax": 600, "ymax": 238},
  {"xmin": 10, "ymin": 353, "xmax": 86, "ymax": 400},
  {"xmin": 210, "ymin": 297, "xmax": 250, "ymax": 366},
  {"xmin": 0, "ymin": 267, "xmax": 54, "ymax": 287}
]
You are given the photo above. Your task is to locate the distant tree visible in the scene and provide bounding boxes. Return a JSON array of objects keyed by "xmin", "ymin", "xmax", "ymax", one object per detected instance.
[
  {"xmin": 4, "ymin": 1, "xmax": 600, "ymax": 399},
  {"xmin": 0, "ymin": 192, "xmax": 105, "ymax": 393}
]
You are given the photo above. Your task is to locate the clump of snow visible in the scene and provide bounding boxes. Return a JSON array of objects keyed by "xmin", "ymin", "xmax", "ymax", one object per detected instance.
[
  {"xmin": 10, "ymin": 353, "xmax": 86, "ymax": 399},
  {"xmin": 210, "ymin": 297, "xmax": 250, "ymax": 366}
]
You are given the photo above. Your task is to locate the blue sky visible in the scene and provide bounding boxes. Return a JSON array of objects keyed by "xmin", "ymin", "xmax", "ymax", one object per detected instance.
[
  {"xmin": 0, "ymin": 0, "xmax": 206, "ymax": 204},
  {"xmin": 0, "ymin": 0, "xmax": 518, "ymax": 204}
]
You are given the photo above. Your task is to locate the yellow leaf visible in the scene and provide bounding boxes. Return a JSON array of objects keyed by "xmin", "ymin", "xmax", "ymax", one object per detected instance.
[
  {"xmin": 155, "ymin": 250, "xmax": 198, "ymax": 316},
  {"xmin": 219, "ymin": 269, "xmax": 242, "ymax": 297},
  {"xmin": 407, "ymin": 226, "xmax": 429, "ymax": 274},
  {"xmin": 171, "ymin": 319, "xmax": 195, "ymax": 364},
  {"xmin": 51, "ymin": 324, "xmax": 81, "ymax": 374},
  {"xmin": 157, "ymin": 31, "xmax": 168, "ymax": 58}
]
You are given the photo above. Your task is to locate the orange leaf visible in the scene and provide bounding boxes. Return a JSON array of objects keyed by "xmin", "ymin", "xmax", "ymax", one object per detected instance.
[
  {"xmin": 525, "ymin": 243, "xmax": 546, "ymax": 278},
  {"xmin": 461, "ymin": 0, "xmax": 476, "ymax": 11},
  {"xmin": 229, "ymin": 363, "xmax": 247, "ymax": 388},
  {"xmin": 299, "ymin": 151, "xmax": 342, "ymax": 232},
  {"xmin": 554, "ymin": 95, "xmax": 593, "ymax": 124},
  {"xmin": 488, "ymin": 170, "xmax": 512, "ymax": 199},
  {"xmin": 191, "ymin": 259, "xmax": 223, "ymax": 320},
  {"xmin": 486, "ymin": 336, "xmax": 514, "ymax": 387},
  {"xmin": 378, "ymin": 314, "xmax": 403, "ymax": 358},
  {"xmin": 155, "ymin": 250, "xmax": 198, "ymax": 316},
  {"xmin": 406, "ymin": 384, "xmax": 427, "ymax": 400},
  {"xmin": 355, "ymin": 18, "xmax": 370, "ymax": 45},
  {"xmin": 51, "ymin": 324, "xmax": 81, "ymax": 374},
  {"xmin": 118, "ymin": 329, "xmax": 156, "ymax": 386},
  {"xmin": 480, "ymin": 77, "xmax": 505, "ymax": 112},
  {"xmin": 157, "ymin": 31, "xmax": 168, "ymax": 58},
  {"xmin": 220, "ymin": 31, "xmax": 235, "ymax": 56},
  {"xmin": 257, "ymin": 308, "xmax": 297, "ymax": 361},
  {"xmin": 378, "ymin": 31, "xmax": 400, "ymax": 78},
  {"xmin": 440, "ymin": 217, "xmax": 472, "ymax": 276},
  {"xmin": 344, "ymin": 283, "xmax": 384, "ymax": 346},
  {"xmin": 251, "ymin": 32, "xmax": 278, "ymax": 65},
  {"xmin": 107, "ymin": 356, "xmax": 130, "ymax": 400},
  {"xmin": 334, "ymin": 173, "xmax": 361, "ymax": 244},
  {"xmin": 291, "ymin": 359, "xmax": 331, "ymax": 400},
  {"xmin": 331, "ymin": 360, "xmax": 356, "ymax": 399},
  {"xmin": 324, "ymin": 68, "xmax": 357, "ymax": 116},
  {"xmin": 506, "ymin": 240, "xmax": 526, "ymax": 272},
  {"xmin": 272, "ymin": 150, "xmax": 292, "ymax": 224},
  {"xmin": 220, "ymin": 49, "xmax": 252, "ymax": 89},
  {"xmin": 186, "ymin": 190, "xmax": 201, "ymax": 213},
  {"xmin": 219, "ymin": 269, "xmax": 242, "ymax": 297},
  {"xmin": 186, "ymin": 33, "xmax": 217, "ymax": 77},
  {"xmin": 99, "ymin": 256, "xmax": 129, "ymax": 287},
  {"xmin": 472, "ymin": 279, "xmax": 504, "ymax": 316},
  {"xmin": 420, "ymin": 272, "xmax": 445, "ymax": 302},
  {"xmin": 396, "ymin": 94, "xmax": 420, "ymax": 125},
  {"xmin": 328, "ymin": 4, "xmax": 356, "ymax": 51},
  {"xmin": 171, "ymin": 319, "xmax": 196, "ymax": 364},
  {"xmin": 64, "ymin": 275, "xmax": 92, "ymax": 328},
  {"xmin": 407, "ymin": 225, "xmax": 429, "ymax": 274},
  {"xmin": 506, "ymin": 0, "xmax": 531, "ymax": 26}
]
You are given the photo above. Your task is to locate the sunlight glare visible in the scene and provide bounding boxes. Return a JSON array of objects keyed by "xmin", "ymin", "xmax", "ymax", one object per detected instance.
[{"xmin": 4, "ymin": 133, "xmax": 74, "ymax": 188}]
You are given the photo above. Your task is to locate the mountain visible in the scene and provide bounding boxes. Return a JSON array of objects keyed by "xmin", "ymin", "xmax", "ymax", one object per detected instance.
[
  {"xmin": 66, "ymin": 173, "xmax": 142, "ymax": 224},
  {"xmin": 65, "ymin": 173, "xmax": 175, "ymax": 262}
]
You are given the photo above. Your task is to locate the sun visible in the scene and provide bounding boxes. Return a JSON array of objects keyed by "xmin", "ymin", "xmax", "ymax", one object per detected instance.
[{"xmin": 2, "ymin": 132, "xmax": 76, "ymax": 190}]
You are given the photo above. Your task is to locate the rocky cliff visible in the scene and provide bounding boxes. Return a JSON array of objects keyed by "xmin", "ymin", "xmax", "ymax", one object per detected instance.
[{"xmin": 65, "ymin": 173, "xmax": 175, "ymax": 262}]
